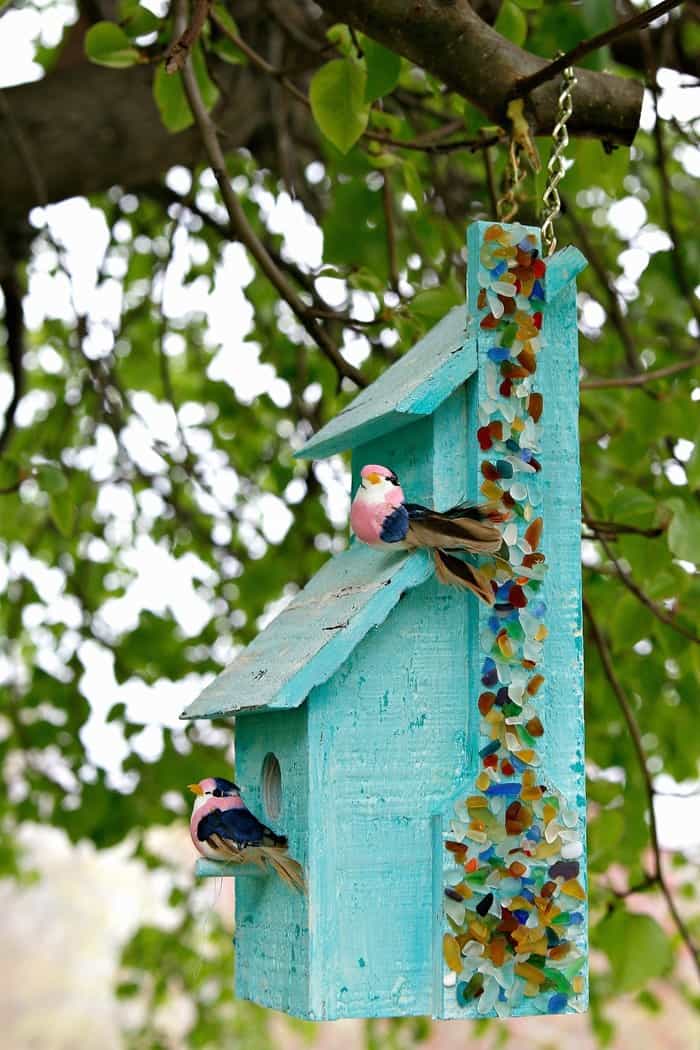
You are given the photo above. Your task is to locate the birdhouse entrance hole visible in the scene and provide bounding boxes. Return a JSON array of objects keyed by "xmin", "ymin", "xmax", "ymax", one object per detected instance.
[{"xmin": 262, "ymin": 752, "xmax": 281, "ymax": 820}]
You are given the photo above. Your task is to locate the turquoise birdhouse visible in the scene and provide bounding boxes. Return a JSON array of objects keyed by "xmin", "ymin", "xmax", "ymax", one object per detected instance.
[{"xmin": 181, "ymin": 221, "xmax": 588, "ymax": 1022}]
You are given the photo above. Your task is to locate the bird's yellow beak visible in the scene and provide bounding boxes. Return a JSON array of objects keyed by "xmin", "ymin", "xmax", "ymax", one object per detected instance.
[
  {"xmin": 188, "ymin": 783, "xmax": 204, "ymax": 795},
  {"xmin": 367, "ymin": 472, "xmax": 381, "ymax": 485}
]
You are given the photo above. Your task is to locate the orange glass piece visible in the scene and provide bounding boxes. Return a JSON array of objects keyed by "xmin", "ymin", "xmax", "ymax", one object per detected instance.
[
  {"xmin": 515, "ymin": 962, "xmax": 546, "ymax": 985},
  {"xmin": 535, "ymin": 624, "xmax": 548, "ymax": 642},
  {"xmin": 497, "ymin": 631, "xmax": 514, "ymax": 658},
  {"xmin": 443, "ymin": 933, "xmax": 463, "ymax": 973},
  {"xmin": 524, "ymin": 517, "xmax": 543, "ymax": 550},
  {"xmin": 526, "ymin": 716, "xmax": 544, "ymax": 737},
  {"xmin": 528, "ymin": 392, "xmax": 543, "ymax": 421},
  {"xmin": 488, "ymin": 936, "xmax": 507, "ymax": 966},
  {"xmin": 485, "ymin": 224, "xmax": 504, "ymax": 241},
  {"xmin": 527, "ymin": 673, "xmax": 545, "ymax": 696},
  {"xmin": 561, "ymin": 879, "xmax": 586, "ymax": 901},
  {"xmin": 478, "ymin": 691, "xmax": 496, "ymax": 715},
  {"xmin": 481, "ymin": 480, "xmax": 503, "ymax": 501},
  {"xmin": 467, "ymin": 794, "xmax": 488, "ymax": 809}
]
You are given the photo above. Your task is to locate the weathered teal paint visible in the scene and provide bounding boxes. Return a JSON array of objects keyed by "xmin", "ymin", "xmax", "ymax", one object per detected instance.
[
  {"xmin": 181, "ymin": 221, "xmax": 586, "ymax": 1022},
  {"xmin": 295, "ymin": 304, "xmax": 476, "ymax": 461}
]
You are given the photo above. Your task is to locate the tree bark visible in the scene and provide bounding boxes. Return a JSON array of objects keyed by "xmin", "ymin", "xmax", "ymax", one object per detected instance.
[
  {"xmin": 316, "ymin": 0, "xmax": 644, "ymax": 145},
  {"xmin": 0, "ymin": 0, "xmax": 646, "ymax": 222},
  {"xmin": 0, "ymin": 59, "xmax": 264, "ymax": 219}
]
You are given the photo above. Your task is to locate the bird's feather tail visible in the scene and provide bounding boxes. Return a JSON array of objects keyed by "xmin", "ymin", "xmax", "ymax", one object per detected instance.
[
  {"xmin": 433, "ymin": 549, "xmax": 495, "ymax": 605},
  {"xmin": 407, "ymin": 517, "xmax": 503, "ymax": 554},
  {"xmin": 258, "ymin": 846, "xmax": 306, "ymax": 893}
]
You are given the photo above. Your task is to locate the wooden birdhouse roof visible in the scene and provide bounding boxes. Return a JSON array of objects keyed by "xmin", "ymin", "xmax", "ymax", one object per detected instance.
[
  {"xmin": 295, "ymin": 304, "xmax": 476, "ymax": 460},
  {"xmin": 180, "ymin": 544, "xmax": 432, "ymax": 720}
]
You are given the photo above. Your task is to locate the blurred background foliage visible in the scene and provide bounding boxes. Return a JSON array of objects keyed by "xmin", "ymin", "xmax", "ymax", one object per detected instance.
[{"xmin": 0, "ymin": 0, "xmax": 699, "ymax": 1047}]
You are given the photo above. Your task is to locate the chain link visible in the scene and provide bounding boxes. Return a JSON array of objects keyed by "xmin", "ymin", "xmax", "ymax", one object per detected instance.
[
  {"xmin": 541, "ymin": 64, "xmax": 576, "ymax": 256},
  {"xmin": 497, "ymin": 138, "xmax": 524, "ymax": 223}
]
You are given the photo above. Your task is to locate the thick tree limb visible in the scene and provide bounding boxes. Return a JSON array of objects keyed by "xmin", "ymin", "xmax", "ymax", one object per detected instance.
[
  {"xmin": 511, "ymin": 0, "xmax": 685, "ymax": 100},
  {"xmin": 0, "ymin": 59, "xmax": 264, "ymax": 219},
  {"xmin": 0, "ymin": 267, "xmax": 25, "ymax": 456},
  {"xmin": 315, "ymin": 0, "xmax": 644, "ymax": 144}
]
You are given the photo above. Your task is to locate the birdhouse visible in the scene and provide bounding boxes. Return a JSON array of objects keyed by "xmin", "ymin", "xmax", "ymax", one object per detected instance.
[{"xmin": 181, "ymin": 221, "xmax": 588, "ymax": 1022}]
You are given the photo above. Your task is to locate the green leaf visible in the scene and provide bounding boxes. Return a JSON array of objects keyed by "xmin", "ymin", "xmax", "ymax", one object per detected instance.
[
  {"xmin": 595, "ymin": 909, "xmax": 673, "ymax": 992},
  {"xmin": 49, "ymin": 495, "xmax": 75, "ymax": 537},
  {"xmin": 514, "ymin": 0, "xmax": 541, "ymax": 8},
  {"xmin": 410, "ymin": 284, "xmax": 461, "ymax": 323},
  {"xmin": 362, "ymin": 37, "xmax": 401, "ymax": 103},
  {"xmin": 401, "ymin": 160, "xmax": 424, "ymax": 205},
  {"xmin": 154, "ymin": 65, "xmax": 191, "ymax": 132},
  {"xmin": 309, "ymin": 59, "xmax": 369, "ymax": 154},
  {"xmin": 0, "ymin": 459, "xmax": 20, "ymax": 490},
  {"xmin": 153, "ymin": 44, "xmax": 218, "ymax": 133},
  {"xmin": 119, "ymin": 1, "xmax": 160, "ymax": 38},
  {"xmin": 494, "ymin": 1, "xmax": 528, "ymax": 47},
  {"xmin": 210, "ymin": 4, "xmax": 244, "ymax": 64},
  {"xmin": 36, "ymin": 463, "xmax": 68, "ymax": 494},
  {"xmin": 665, "ymin": 498, "xmax": 700, "ymax": 564},
  {"xmin": 84, "ymin": 22, "xmax": 140, "ymax": 69},
  {"xmin": 192, "ymin": 42, "xmax": 219, "ymax": 112}
]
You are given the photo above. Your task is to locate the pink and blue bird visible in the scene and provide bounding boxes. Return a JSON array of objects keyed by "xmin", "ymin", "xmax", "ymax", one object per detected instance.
[
  {"xmin": 189, "ymin": 777, "xmax": 304, "ymax": 892},
  {"xmin": 350, "ymin": 464, "xmax": 506, "ymax": 605}
]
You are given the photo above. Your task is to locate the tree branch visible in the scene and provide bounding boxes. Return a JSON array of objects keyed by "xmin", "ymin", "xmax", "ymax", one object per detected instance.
[
  {"xmin": 177, "ymin": 33, "xmax": 366, "ymax": 388},
  {"xmin": 165, "ymin": 0, "xmax": 211, "ymax": 73},
  {"xmin": 0, "ymin": 266, "xmax": 25, "ymax": 456},
  {"xmin": 315, "ymin": 0, "xmax": 644, "ymax": 144},
  {"xmin": 583, "ymin": 495, "xmax": 700, "ymax": 644},
  {"xmin": 581, "ymin": 352, "xmax": 700, "ymax": 389},
  {"xmin": 511, "ymin": 0, "xmax": 685, "ymax": 100},
  {"xmin": 583, "ymin": 598, "xmax": 700, "ymax": 982}
]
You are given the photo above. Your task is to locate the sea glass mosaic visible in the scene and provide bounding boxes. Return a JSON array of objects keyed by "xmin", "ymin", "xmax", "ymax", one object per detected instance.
[{"xmin": 442, "ymin": 223, "xmax": 586, "ymax": 1017}]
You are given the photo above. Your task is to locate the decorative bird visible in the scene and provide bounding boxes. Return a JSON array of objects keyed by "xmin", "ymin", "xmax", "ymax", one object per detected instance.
[
  {"xmin": 188, "ymin": 777, "xmax": 305, "ymax": 892},
  {"xmin": 350, "ymin": 464, "xmax": 506, "ymax": 604}
]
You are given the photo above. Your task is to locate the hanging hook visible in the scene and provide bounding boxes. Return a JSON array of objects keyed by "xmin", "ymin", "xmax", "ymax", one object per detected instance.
[
  {"xmin": 541, "ymin": 63, "xmax": 577, "ymax": 256},
  {"xmin": 497, "ymin": 98, "xmax": 541, "ymax": 224}
]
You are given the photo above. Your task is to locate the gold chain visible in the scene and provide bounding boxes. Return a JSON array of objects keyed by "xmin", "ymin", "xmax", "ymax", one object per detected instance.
[
  {"xmin": 497, "ymin": 138, "xmax": 524, "ymax": 223},
  {"xmin": 541, "ymin": 63, "xmax": 576, "ymax": 256}
]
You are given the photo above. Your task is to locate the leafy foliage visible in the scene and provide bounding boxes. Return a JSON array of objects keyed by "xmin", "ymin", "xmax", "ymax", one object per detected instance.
[{"xmin": 2, "ymin": 0, "xmax": 700, "ymax": 1047}]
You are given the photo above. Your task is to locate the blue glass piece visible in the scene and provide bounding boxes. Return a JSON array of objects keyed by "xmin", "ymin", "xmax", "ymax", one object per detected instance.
[
  {"xmin": 490, "ymin": 261, "xmax": 507, "ymax": 278},
  {"xmin": 496, "ymin": 459, "xmax": 514, "ymax": 478},
  {"xmin": 545, "ymin": 927, "xmax": 560, "ymax": 947},
  {"xmin": 531, "ymin": 280, "xmax": 545, "ymax": 301},
  {"xmin": 520, "ymin": 448, "xmax": 533, "ymax": 462},
  {"xmin": 485, "ymin": 782, "xmax": 521, "ymax": 797},
  {"xmin": 479, "ymin": 846, "xmax": 495, "ymax": 861},
  {"xmin": 510, "ymin": 755, "xmax": 526, "ymax": 772},
  {"xmin": 526, "ymin": 826, "xmax": 541, "ymax": 842},
  {"xmin": 513, "ymin": 909, "xmax": 530, "ymax": 924},
  {"xmin": 532, "ymin": 601, "xmax": 547, "ymax": 618},
  {"xmin": 548, "ymin": 993, "xmax": 568, "ymax": 1013},
  {"xmin": 505, "ymin": 438, "xmax": 520, "ymax": 452},
  {"xmin": 520, "ymin": 888, "xmax": 535, "ymax": 903},
  {"xmin": 488, "ymin": 346, "xmax": 510, "ymax": 363},
  {"xmin": 569, "ymin": 912, "xmax": 584, "ymax": 925},
  {"xmin": 487, "ymin": 614, "xmax": 501, "ymax": 633},
  {"xmin": 479, "ymin": 739, "xmax": 500, "ymax": 758},
  {"xmin": 518, "ymin": 238, "xmax": 533, "ymax": 252},
  {"xmin": 496, "ymin": 580, "xmax": 512, "ymax": 601}
]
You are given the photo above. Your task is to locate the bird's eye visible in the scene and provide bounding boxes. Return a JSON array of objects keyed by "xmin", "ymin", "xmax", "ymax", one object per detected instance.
[
  {"xmin": 212, "ymin": 789, "xmax": 221, "ymax": 797},
  {"xmin": 389, "ymin": 474, "xmax": 399, "ymax": 485}
]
